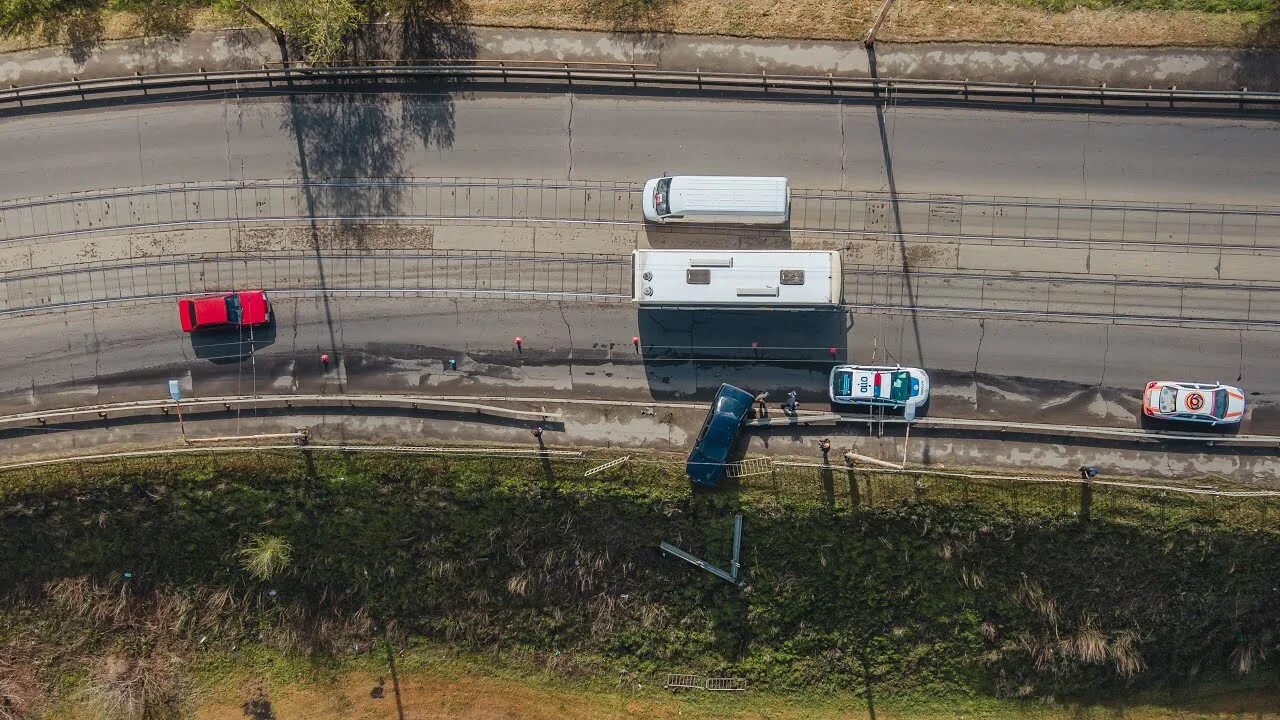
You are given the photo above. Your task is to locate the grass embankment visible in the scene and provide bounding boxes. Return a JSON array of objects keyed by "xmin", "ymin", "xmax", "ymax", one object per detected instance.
[
  {"xmin": 1, "ymin": 0, "xmax": 1278, "ymax": 57},
  {"xmin": 1, "ymin": 449, "xmax": 1279, "ymax": 718}
]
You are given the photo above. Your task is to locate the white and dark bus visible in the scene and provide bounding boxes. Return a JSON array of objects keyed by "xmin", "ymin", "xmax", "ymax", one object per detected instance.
[{"xmin": 632, "ymin": 249, "xmax": 842, "ymax": 307}]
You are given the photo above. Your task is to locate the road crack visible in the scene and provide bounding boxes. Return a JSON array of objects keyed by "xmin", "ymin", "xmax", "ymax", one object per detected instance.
[
  {"xmin": 1081, "ymin": 113, "xmax": 1092, "ymax": 198},
  {"xmin": 566, "ymin": 93, "xmax": 575, "ymax": 180},
  {"xmin": 972, "ymin": 318, "xmax": 985, "ymax": 377},
  {"xmin": 838, "ymin": 101, "xmax": 847, "ymax": 190},
  {"xmin": 558, "ymin": 302, "xmax": 574, "ymax": 389},
  {"xmin": 1237, "ymin": 328, "xmax": 1245, "ymax": 382},
  {"xmin": 1098, "ymin": 324, "xmax": 1111, "ymax": 387},
  {"xmin": 971, "ymin": 318, "xmax": 985, "ymax": 413}
]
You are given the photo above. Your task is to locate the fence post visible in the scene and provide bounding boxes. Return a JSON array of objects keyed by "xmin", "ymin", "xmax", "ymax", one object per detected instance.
[
  {"xmin": 1079, "ymin": 475, "xmax": 1093, "ymax": 522},
  {"xmin": 864, "ymin": 0, "xmax": 897, "ymax": 47}
]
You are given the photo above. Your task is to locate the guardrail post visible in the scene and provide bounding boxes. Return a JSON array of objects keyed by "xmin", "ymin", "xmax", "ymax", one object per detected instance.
[
  {"xmin": 1075, "ymin": 468, "xmax": 1095, "ymax": 517},
  {"xmin": 1241, "ymin": 86, "xmax": 1248, "ymax": 110},
  {"xmin": 1030, "ymin": 79, "xmax": 1036, "ymax": 104},
  {"xmin": 1099, "ymin": 82, "xmax": 1106, "ymax": 107},
  {"xmin": 1169, "ymin": 85, "xmax": 1176, "ymax": 109}
]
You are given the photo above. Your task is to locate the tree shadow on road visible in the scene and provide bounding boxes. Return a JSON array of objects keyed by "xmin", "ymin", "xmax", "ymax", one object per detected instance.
[
  {"xmin": 281, "ymin": 0, "xmax": 477, "ymax": 215},
  {"xmin": 280, "ymin": 1, "xmax": 475, "ymax": 376},
  {"xmin": 280, "ymin": 4, "xmax": 476, "ymax": 381},
  {"xmin": 1230, "ymin": 1, "xmax": 1280, "ymax": 91}
]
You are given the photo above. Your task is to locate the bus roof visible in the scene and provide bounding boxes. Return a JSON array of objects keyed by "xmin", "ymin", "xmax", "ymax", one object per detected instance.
[{"xmin": 633, "ymin": 249, "xmax": 841, "ymax": 306}]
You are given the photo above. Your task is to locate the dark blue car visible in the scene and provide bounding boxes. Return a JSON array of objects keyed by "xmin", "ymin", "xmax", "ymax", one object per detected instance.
[{"xmin": 686, "ymin": 383, "xmax": 756, "ymax": 487}]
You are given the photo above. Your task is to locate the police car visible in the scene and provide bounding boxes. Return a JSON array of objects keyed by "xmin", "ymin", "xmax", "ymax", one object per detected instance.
[
  {"xmin": 1142, "ymin": 380, "xmax": 1245, "ymax": 425},
  {"xmin": 829, "ymin": 365, "xmax": 930, "ymax": 412}
]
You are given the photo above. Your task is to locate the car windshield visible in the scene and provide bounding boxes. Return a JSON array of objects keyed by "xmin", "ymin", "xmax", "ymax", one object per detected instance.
[
  {"xmin": 1212, "ymin": 388, "xmax": 1228, "ymax": 419},
  {"xmin": 185, "ymin": 302, "xmax": 197, "ymax": 328},
  {"xmin": 655, "ymin": 178, "xmax": 672, "ymax": 216},
  {"xmin": 833, "ymin": 371, "xmax": 853, "ymax": 397},
  {"xmin": 224, "ymin": 294, "xmax": 242, "ymax": 324},
  {"xmin": 1158, "ymin": 386, "xmax": 1177, "ymax": 413},
  {"xmin": 888, "ymin": 371, "xmax": 912, "ymax": 403}
]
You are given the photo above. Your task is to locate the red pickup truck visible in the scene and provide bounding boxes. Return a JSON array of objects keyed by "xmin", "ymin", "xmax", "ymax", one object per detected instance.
[{"xmin": 177, "ymin": 291, "xmax": 271, "ymax": 332}]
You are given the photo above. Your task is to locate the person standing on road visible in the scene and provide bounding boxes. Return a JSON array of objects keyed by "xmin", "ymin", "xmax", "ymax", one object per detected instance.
[
  {"xmin": 785, "ymin": 390, "xmax": 799, "ymax": 415},
  {"xmin": 754, "ymin": 392, "xmax": 770, "ymax": 418}
]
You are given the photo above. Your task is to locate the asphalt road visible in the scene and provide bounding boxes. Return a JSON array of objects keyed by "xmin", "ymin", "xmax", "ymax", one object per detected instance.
[
  {"xmin": 4, "ymin": 296, "xmax": 1278, "ymax": 428},
  {"xmin": 3, "ymin": 93, "xmax": 1280, "ymax": 204},
  {"xmin": 3, "ymin": 90, "xmax": 1279, "ymax": 479},
  {"xmin": 3, "ymin": 296, "xmax": 1278, "ymax": 480}
]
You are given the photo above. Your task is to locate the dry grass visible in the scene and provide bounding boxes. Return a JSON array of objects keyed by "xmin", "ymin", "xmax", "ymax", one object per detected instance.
[
  {"xmin": 0, "ymin": 0, "xmax": 1273, "ymax": 56},
  {"xmin": 81, "ymin": 652, "xmax": 185, "ymax": 720},
  {"xmin": 462, "ymin": 0, "xmax": 1272, "ymax": 47},
  {"xmin": 0, "ymin": 7, "xmax": 230, "ymax": 54},
  {"xmin": 0, "ymin": 644, "xmax": 42, "ymax": 720},
  {"xmin": 877, "ymin": 0, "xmax": 1269, "ymax": 46}
]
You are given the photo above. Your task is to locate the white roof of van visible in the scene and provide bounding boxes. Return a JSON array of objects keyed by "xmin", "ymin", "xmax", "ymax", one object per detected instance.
[{"xmin": 668, "ymin": 176, "xmax": 788, "ymax": 216}]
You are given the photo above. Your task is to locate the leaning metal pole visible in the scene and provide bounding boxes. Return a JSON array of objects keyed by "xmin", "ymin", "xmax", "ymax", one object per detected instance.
[{"xmin": 659, "ymin": 514, "xmax": 746, "ymax": 587}]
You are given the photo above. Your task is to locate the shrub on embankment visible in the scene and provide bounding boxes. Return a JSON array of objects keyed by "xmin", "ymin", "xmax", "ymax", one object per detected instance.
[{"xmin": 1, "ymin": 450, "xmax": 1278, "ymax": 713}]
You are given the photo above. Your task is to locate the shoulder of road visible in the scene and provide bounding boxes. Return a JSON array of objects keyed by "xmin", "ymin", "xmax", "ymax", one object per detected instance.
[{"xmin": 1, "ymin": 24, "xmax": 1277, "ymax": 91}]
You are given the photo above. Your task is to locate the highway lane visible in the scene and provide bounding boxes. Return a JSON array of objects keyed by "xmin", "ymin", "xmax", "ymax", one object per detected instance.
[
  {"xmin": 7, "ymin": 179, "xmax": 1280, "ymax": 253},
  {"xmin": 3, "ymin": 93, "xmax": 1280, "ymax": 204},
  {"xmin": 0, "ymin": 252, "xmax": 632, "ymax": 313},
  {"xmin": 2, "ymin": 297, "xmax": 1277, "ymax": 436},
  {"xmin": 10, "ymin": 249, "xmax": 1280, "ymax": 326}
]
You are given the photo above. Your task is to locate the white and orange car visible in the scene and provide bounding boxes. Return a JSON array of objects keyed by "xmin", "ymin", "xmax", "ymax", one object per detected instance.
[{"xmin": 1142, "ymin": 380, "xmax": 1245, "ymax": 426}]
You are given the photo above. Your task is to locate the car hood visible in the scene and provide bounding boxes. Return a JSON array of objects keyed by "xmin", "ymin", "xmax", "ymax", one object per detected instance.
[{"xmin": 1222, "ymin": 388, "xmax": 1247, "ymax": 420}]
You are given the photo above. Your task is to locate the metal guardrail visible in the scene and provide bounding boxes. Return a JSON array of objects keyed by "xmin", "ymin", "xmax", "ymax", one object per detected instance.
[
  {"xmin": 748, "ymin": 412, "xmax": 1280, "ymax": 448},
  {"xmin": 262, "ymin": 58, "xmax": 660, "ymax": 69},
  {"xmin": 0, "ymin": 394, "xmax": 561, "ymax": 429},
  {"xmin": 1, "ymin": 64, "xmax": 1278, "ymax": 112},
  {"xmin": 10, "ymin": 391, "xmax": 1279, "ymax": 450},
  {"xmin": 0, "ymin": 443, "xmax": 584, "ymax": 473}
]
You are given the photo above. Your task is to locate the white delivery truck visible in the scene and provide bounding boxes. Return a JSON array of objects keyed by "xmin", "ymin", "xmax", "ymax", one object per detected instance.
[{"xmin": 641, "ymin": 176, "xmax": 790, "ymax": 225}]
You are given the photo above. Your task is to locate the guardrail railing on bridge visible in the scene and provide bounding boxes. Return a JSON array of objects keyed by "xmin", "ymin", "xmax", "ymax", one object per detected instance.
[{"xmin": 2, "ymin": 64, "xmax": 1278, "ymax": 112}]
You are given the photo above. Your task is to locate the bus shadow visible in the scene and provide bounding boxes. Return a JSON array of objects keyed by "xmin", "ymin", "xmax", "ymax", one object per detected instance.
[
  {"xmin": 636, "ymin": 307, "xmax": 849, "ymax": 407},
  {"xmin": 641, "ymin": 225, "xmax": 795, "ymax": 250}
]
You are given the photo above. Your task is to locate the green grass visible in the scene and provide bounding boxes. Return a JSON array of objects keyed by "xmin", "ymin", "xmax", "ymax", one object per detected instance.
[{"xmin": 1, "ymin": 448, "xmax": 1279, "ymax": 717}]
